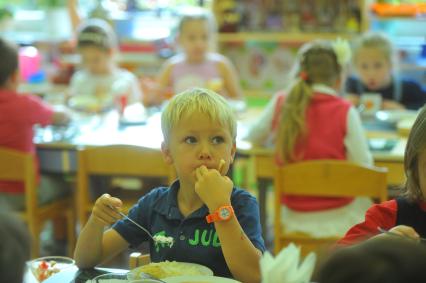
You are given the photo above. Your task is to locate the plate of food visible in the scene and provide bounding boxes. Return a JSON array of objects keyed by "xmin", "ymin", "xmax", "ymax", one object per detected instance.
[
  {"xmin": 163, "ymin": 275, "xmax": 241, "ymax": 283},
  {"xmin": 127, "ymin": 261, "xmax": 213, "ymax": 280},
  {"xmin": 68, "ymin": 95, "xmax": 113, "ymax": 113}
]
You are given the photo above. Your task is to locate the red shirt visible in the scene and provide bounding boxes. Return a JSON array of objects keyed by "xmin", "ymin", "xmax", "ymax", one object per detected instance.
[
  {"xmin": 0, "ymin": 89, "xmax": 54, "ymax": 193},
  {"xmin": 272, "ymin": 92, "xmax": 352, "ymax": 211},
  {"xmin": 337, "ymin": 199, "xmax": 426, "ymax": 245}
]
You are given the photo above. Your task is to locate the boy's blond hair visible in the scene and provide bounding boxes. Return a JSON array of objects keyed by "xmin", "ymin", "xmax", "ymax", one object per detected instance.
[
  {"xmin": 352, "ymin": 32, "xmax": 394, "ymax": 65},
  {"xmin": 161, "ymin": 88, "xmax": 237, "ymax": 143}
]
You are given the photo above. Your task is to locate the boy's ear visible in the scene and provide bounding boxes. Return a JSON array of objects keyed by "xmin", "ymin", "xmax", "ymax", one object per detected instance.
[
  {"xmin": 230, "ymin": 142, "xmax": 236, "ymax": 164},
  {"xmin": 161, "ymin": 141, "xmax": 173, "ymax": 165}
]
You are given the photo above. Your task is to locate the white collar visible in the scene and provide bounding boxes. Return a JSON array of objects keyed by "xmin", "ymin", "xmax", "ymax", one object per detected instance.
[{"xmin": 311, "ymin": 84, "xmax": 338, "ymax": 96}]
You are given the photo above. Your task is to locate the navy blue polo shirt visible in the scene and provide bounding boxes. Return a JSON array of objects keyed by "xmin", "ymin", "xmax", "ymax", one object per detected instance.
[{"xmin": 113, "ymin": 181, "xmax": 265, "ymax": 278}]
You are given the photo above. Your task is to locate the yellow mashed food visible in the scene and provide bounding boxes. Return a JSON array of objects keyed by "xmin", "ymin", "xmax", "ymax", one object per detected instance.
[{"xmin": 134, "ymin": 261, "xmax": 207, "ymax": 279}]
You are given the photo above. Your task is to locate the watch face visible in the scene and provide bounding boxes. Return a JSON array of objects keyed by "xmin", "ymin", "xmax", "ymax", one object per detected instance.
[{"xmin": 219, "ymin": 207, "xmax": 231, "ymax": 219}]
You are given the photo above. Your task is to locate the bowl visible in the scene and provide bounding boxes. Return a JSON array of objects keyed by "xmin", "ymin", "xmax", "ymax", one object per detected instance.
[
  {"xmin": 92, "ymin": 272, "xmax": 129, "ymax": 282},
  {"xmin": 28, "ymin": 256, "xmax": 75, "ymax": 282}
]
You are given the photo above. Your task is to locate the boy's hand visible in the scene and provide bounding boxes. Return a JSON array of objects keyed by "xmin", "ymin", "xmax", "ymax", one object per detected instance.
[
  {"xmin": 90, "ymin": 194, "xmax": 123, "ymax": 227},
  {"xmin": 388, "ymin": 225, "xmax": 420, "ymax": 240},
  {"xmin": 194, "ymin": 159, "xmax": 233, "ymax": 212}
]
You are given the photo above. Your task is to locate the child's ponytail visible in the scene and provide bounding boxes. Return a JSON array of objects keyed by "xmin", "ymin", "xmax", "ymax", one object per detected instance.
[
  {"xmin": 276, "ymin": 77, "xmax": 313, "ymax": 164},
  {"xmin": 275, "ymin": 40, "xmax": 343, "ymax": 164}
]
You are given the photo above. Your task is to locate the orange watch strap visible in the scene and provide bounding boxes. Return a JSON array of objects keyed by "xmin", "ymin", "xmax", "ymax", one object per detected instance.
[
  {"xmin": 206, "ymin": 205, "xmax": 234, "ymax": 223},
  {"xmin": 206, "ymin": 213, "xmax": 219, "ymax": 223}
]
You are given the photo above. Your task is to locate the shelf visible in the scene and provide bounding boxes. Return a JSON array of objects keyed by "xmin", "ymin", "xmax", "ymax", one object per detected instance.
[
  {"xmin": 218, "ymin": 32, "xmax": 355, "ymax": 43},
  {"xmin": 243, "ymin": 89, "xmax": 273, "ymax": 98},
  {"xmin": 370, "ymin": 15, "xmax": 426, "ymax": 21}
]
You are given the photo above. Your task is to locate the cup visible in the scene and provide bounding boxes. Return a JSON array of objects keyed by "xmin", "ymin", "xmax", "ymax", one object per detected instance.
[
  {"xmin": 92, "ymin": 272, "xmax": 128, "ymax": 282},
  {"xmin": 360, "ymin": 93, "xmax": 382, "ymax": 115},
  {"xmin": 19, "ymin": 46, "xmax": 41, "ymax": 82}
]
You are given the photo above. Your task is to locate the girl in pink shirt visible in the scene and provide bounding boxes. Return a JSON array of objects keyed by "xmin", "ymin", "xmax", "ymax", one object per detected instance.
[{"xmin": 148, "ymin": 8, "xmax": 243, "ymax": 107}]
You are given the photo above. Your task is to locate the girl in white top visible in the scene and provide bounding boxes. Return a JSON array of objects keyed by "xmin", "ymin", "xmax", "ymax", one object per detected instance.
[
  {"xmin": 69, "ymin": 18, "xmax": 142, "ymax": 113},
  {"xmin": 246, "ymin": 40, "xmax": 373, "ymax": 238}
]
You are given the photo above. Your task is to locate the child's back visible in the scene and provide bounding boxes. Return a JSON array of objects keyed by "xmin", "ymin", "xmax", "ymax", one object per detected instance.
[
  {"xmin": 0, "ymin": 37, "xmax": 70, "ymax": 208},
  {"xmin": 246, "ymin": 40, "xmax": 373, "ymax": 237}
]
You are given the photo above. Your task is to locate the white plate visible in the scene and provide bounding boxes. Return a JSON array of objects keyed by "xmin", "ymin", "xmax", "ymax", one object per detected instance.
[
  {"xmin": 127, "ymin": 262, "xmax": 213, "ymax": 280},
  {"xmin": 163, "ymin": 275, "xmax": 241, "ymax": 283},
  {"xmin": 375, "ymin": 109, "xmax": 418, "ymax": 123}
]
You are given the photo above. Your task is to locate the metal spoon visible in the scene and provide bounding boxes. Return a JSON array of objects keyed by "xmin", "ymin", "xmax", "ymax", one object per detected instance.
[
  {"xmin": 109, "ymin": 206, "xmax": 173, "ymax": 247},
  {"xmin": 115, "ymin": 209, "xmax": 156, "ymax": 241}
]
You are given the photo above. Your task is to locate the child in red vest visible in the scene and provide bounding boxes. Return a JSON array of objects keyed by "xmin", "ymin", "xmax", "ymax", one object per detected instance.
[
  {"xmin": 338, "ymin": 106, "xmax": 426, "ymax": 245},
  {"xmin": 246, "ymin": 40, "xmax": 372, "ymax": 238},
  {"xmin": 0, "ymin": 38, "xmax": 70, "ymax": 210}
]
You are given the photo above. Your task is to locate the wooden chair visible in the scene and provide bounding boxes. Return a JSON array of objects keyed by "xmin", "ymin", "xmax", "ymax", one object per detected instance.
[
  {"xmin": 76, "ymin": 145, "xmax": 176, "ymax": 226},
  {"xmin": 0, "ymin": 147, "xmax": 75, "ymax": 258},
  {"xmin": 274, "ymin": 159, "xmax": 388, "ymax": 255}
]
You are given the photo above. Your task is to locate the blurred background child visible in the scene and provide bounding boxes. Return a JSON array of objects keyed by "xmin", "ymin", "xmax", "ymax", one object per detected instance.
[
  {"xmin": 0, "ymin": 211, "xmax": 30, "ymax": 283},
  {"xmin": 246, "ymin": 39, "xmax": 373, "ymax": 238},
  {"xmin": 147, "ymin": 8, "xmax": 243, "ymax": 106},
  {"xmin": 346, "ymin": 32, "xmax": 426, "ymax": 110},
  {"xmin": 338, "ymin": 105, "xmax": 426, "ymax": 245},
  {"xmin": 69, "ymin": 18, "xmax": 142, "ymax": 113},
  {"xmin": 316, "ymin": 237, "xmax": 426, "ymax": 283},
  {"xmin": 0, "ymin": 37, "xmax": 71, "ymax": 211}
]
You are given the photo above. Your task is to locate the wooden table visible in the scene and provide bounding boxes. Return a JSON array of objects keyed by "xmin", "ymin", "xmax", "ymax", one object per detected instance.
[{"xmin": 35, "ymin": 107, "xmax": 406, "ymax": 180}]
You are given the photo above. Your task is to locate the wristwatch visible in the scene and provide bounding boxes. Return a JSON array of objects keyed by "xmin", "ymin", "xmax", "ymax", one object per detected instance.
[{"xmin": 206, "ymin": 205, "xmax": 234, "ymax": 223}]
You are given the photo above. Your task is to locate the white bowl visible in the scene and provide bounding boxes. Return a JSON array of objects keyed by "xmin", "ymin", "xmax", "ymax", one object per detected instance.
[{"xmin": 28, "ymin": 256, "xmax": 75, "ymax": 282}]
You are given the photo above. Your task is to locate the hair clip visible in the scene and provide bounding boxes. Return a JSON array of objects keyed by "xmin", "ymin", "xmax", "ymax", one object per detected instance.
[
  {"xmin": 299, "ymin": 71, "xmax": 309, "ymax": 81},
  {"xmin": 331, "ymin": 38, "xmax": 352, "ymax": 66}
]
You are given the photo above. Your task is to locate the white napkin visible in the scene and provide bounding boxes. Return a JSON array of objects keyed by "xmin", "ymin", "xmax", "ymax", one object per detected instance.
[{"xmin": 260, "ymin": 243, "xmax": 316, "ymax": 283}]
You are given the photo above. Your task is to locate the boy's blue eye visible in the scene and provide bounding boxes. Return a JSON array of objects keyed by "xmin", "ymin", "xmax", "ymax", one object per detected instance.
[
  {"xmin": 212, "ymin": 136, "xmax": 224, "ymax": 144},
  {"xmin": 184, "ymin": 136, "xmax": 197, "ymax": 144},
  {"xmin": 374, "ymin": 62, "xmax": 383, "ymax": 69},
  {"xmin": 361, "ymin": 63, "xmax": 369, "ymax": 70}
]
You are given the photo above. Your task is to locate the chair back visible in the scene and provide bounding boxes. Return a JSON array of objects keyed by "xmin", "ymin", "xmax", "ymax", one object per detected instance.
[
  {"xmin": 76, "ymin": 145, "xmax": 176, "ymax": 225},
  {"xmin": 274, "ymin": 159, "xmax": 388, "ymax": 254},
  {"xmin": 0, "ymin": 147, "xmax": 36, "ymax": 216},
  {"xmin": 0, "ymin": 147, "xmax": 74, "ymax": 258}
]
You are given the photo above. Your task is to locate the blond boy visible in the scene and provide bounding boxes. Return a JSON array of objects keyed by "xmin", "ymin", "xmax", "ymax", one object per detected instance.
[{"xmin": 74, "ymin": 88, "xmax": 265, "ymax": 282}]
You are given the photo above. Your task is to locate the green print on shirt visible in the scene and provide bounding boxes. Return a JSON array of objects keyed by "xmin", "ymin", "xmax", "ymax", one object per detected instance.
[
  {"xmin": 188, "ymin": 229, "xmax": 221, "ymax": 247},
  {"xmin": 154, "ymin": 231, "xmax": 172, "ymax": 252}
]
